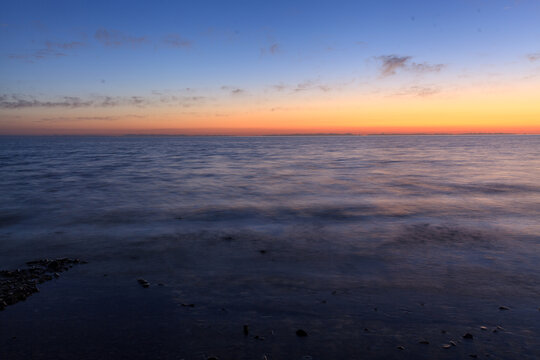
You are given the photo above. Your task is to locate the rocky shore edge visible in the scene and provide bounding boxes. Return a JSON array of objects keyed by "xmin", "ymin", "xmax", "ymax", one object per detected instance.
[{"xmin": 0, "ymin": 258, "xmax": 86, "ymax": 311}]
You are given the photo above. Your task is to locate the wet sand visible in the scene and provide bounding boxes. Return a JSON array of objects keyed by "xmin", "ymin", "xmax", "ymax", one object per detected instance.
[{"xmin": 1, "ymin": 227, "xmax": 539, "ymax": 360}]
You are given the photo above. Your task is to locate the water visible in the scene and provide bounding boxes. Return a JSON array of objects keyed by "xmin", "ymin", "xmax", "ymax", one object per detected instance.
[{"xmin": 1, "ymin": 135, "xmax": 540, "ymax": 359}]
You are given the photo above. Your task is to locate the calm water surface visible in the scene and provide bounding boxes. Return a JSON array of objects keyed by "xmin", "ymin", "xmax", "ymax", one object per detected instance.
[{"xmin": 1, "ymin": 135, "xmax": 539, "ymax": 359}]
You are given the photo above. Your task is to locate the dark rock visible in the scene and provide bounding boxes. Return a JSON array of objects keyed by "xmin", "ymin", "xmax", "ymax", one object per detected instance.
[
  {"xmin": 462, "ymin": 333, "xmax": 473, "ymax": 339},
  {"xmin": 259, "ymin": 250, "xmax": 267, "ymax": 254},
  {"xmin": 243, "ymin": 325, "xmax": 249, "ymax": 335},
  {"xmin": 499, "ymin": 306, "xmax": 510, "ymax": 311},
  {"xmin": 207, "ymin": 357, "xmax": 218, "ymax": 360},
  {"xmin": 47, "ymin": 260, "xmax": 61, "ymax": 271},
  {"xmin": 181, "ymin": 303, "xmax": 195, "ymax": 307},
  {"xmin": 397, "ymin": 346, "xmax": 405, "ymax": 350},
  {"xmin": 418, "ymin": 339, "xmax": 429, "ymax": 344},
  {"xmin": 137, "ymin": 279, "xmax": 150, "ymax": 288},
  {"xmin": 1, "ymin": 258, "xmax": 86, "ymax": 310},
  {"xmin": 469, "ymin": 355, "xmax": 478, "ymax": 358},
  {"xmin": 296, "ymin": 329, "xmax": 308, "ymax": 337}
]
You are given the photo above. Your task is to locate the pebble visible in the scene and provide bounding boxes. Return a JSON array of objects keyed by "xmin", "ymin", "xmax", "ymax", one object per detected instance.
[
  {"xmin": 480, "ymin": 326, "xmax": 487, "ymax": 331},
  {"xmin": 449, "ymin": 340, "xmax": 457, "ymax": 347},
  {"xmin": 397, "ymin": 346, "xmax": 405, "ymax": 350},
  {"xmin": 442, "ymin": 344, "xmax": 451, "ymax": 349},
  {"xmin": 296, "ymin": 329, "xmax": 308, "ymax": 337}
]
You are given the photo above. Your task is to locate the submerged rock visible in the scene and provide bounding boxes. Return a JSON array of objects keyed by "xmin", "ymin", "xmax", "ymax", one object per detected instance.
[{"xmin": 296, "ymin": 329, "xmax": 308, "ymax": 337}]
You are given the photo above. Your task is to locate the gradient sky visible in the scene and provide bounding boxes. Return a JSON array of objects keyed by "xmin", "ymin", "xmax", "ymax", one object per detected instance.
[{"xmin": 1, "ymin": 0, "xmax": 539, "ymax": 135}]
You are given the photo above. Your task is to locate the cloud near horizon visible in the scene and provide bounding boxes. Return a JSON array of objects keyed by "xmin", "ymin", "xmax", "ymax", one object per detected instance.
[
  {"xmin": 527, "ymin": 53, "xmax": 540, "ymax": 62},
  {"xmin": 0, "ymin": 94, "xmax": 207, "ymax": 109},
  {"xmin": 221, "ymin": 86, "xmax": 244, "ymax": 95},
  {"xmin": 271, "ymin": 79, "xmax": 332, "ymax": 93},
  {"xmin": 393, "ymin": 85, "xmax": 441, "ymax": 97}
]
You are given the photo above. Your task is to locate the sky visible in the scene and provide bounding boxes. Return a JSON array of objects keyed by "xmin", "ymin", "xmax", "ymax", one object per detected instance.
[{"xmin": 1, "ymin": 0, "xmax": 539, "ymax": 135}]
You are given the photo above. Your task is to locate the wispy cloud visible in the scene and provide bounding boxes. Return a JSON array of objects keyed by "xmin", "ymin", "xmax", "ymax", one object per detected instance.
[
  {"xmin": 393, "ymin": 85, "xmax": 441, "ymax": 97},
  {"xmin": 261, "ymin": 43, "xmax": 280, "ymax": 56},
  {"xmin": 163, "ymin": 34, "xmax": 191, "ymax": 48},
  {"xmin": 45, "ymin": 41, "xmax": 85, "ymax": 50},
  {"xmin": 271, "ymin": 79, "xmax": 332, "ymax": 93},
  {"xmin": 221, "ymin": 86, "xmax": 245, "ymax": 95},
  {"xmin": 269, "ymin": 43, "xmax": 280, "ymax": 54},
  {"xmin": 409, "ymin": 62, "xmax": 445, "ymax": 73},
  {"xmin": 377, "ymin": 55, "xmax": 411, "ymax": 76},
  {"xmin": 37, "ymin": 114, "xmax": 147, "ymax": 122},
  {"xmin": 376, "ymin": 55, "xmax": 445, "ymax": 77},
  {"xmin": 0, "ymin": 95, "xmax": 92, "ymax": 108},
  {"xmin": 7, "ymin": 39, "xmax": 85, "ymax": 62},
  {"xmin": 94, "ymin": 28, "xmax": 147, "ymax": 47},
  {"xmin": 526, "ymin": 53, "xmax": 540, "ymax": 62},
  {"xmin": 294, "ymin": 80, "xmax": 331, "ymax": 92},
  {"xmin": 1, "ymin": 91, "xmax": 210, "ymax": 110}
]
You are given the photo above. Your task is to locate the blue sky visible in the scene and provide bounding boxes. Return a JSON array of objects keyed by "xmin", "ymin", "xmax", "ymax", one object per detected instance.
[{"xmin": 1, "ymin": 0, "xmax": 539, "ymax": 134}]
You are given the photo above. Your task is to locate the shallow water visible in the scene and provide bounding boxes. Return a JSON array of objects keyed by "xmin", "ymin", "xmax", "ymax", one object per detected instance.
[{"xmin": 1, "ymin": 135, "xmax": 540, "ymax": 359}]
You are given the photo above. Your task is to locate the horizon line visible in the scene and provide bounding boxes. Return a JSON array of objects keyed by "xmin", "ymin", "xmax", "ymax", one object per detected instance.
[{"xmin": 1, "ymin": 132, "xmax": 539, "ymax": 137}]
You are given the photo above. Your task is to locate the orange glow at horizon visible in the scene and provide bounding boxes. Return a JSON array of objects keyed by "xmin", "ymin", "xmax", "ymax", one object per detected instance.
[{"xmin": 1, "ymin": 83, "xmax": 539, "ymax": 135}]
